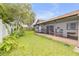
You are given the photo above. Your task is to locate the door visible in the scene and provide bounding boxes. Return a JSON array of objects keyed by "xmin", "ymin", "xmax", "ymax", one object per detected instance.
[
  {"xmin": 46, "ymin": 26, "xmax": 49, "ymax": 34},
  {"xmin": 46, "ymin": 25, "xmax": 54, "ymax": 35}
]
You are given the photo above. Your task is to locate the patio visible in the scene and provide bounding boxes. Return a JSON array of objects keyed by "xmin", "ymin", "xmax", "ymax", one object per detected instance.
[{"xmin": 36, "ymin": 33, "xmax": 78, "ymax": 46}]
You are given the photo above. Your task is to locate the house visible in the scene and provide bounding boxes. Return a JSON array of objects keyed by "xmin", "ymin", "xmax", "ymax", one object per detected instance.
[
  {"xmin": 33, "ymin": 19, "xmax": 45, "ymax": 32},
  {"xmin": 34, "ymin": 10, "xmax": 79, "ymax": 40}
]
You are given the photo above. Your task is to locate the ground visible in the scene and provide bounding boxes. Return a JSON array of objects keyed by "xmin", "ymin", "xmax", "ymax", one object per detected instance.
[{"xmin": 4, "ymin": 31, "xmax": 79, "ymax": 56}]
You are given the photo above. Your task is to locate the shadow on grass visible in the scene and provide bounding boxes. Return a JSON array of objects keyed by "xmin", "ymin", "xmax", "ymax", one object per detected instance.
[{"xmin": 35, "ymin": 33, "xmax": 73, "ymax": 47}]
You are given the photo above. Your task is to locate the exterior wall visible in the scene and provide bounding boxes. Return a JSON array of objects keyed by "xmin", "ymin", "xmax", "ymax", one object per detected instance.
[
  {"xmin": 35, "ymin": 24, "xmax": 47, "ymax": 33},
  {"xmin": 45, "ymin": 24, "xmax": 54, "ymax": 34},
  {"xmin": 43, "ymin": 20, "xmax": 78, "ymax": 38},
  {"xmin": 35, "ymin": 25, "xmax": 42, "ymax": 32},
  {"xmin": 38, "ymin": 25, "xmax": 42, "ymax": 32},
  {"xmin": 41, "ymin": 25, "xmax": 46, "ymax": 33},
  {"xmin": 34, "ymin": 15, "xmax": 78, "ymax": 40},
  {"xmin": 54, "ymin": 20, "xmax": 78, "ymax": 37},
  {"xmin": 34, "ymin": 25, "xmax": 39, "ymax": 32}
]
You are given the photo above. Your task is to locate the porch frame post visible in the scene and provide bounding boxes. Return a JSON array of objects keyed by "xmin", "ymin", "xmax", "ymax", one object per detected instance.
[
  {"xmin": 77, "ymin": 14, "xmax": 79, "ymax": 47},
  {"xmin": 74, "ymin": 14, "xmax": 79, "ymax": 52}
]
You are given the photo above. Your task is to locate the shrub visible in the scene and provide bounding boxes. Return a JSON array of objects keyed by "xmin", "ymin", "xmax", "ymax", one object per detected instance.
[
  {"xmin": 11, "ymin": 29, "xmax": 25, "ymax": 38},
  {"xmin": 0, "ymin": 36, "xmax": 18, "ymax": 55},
  {"xmin": 0, "ymin": 28, "xmax": 25, "ymax": 55}
]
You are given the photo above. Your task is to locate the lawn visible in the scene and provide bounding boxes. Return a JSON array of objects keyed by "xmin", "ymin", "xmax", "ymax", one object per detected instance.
[{"xmin": 3, "ymin": 31, "xmax": 79, "ymax": 56}]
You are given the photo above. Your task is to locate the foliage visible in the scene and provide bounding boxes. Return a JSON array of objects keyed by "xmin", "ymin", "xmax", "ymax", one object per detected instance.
[
  {"xmin": 0, "ymin": 29, "xmax": 26, "ymax": 56},
  {"xmin": 0, "ymin": 3, "xmax": 35, "ymax": 55},
  {"xmin": 0, "ymin": 36, "xmax": 17, "ymax": 55},
  {"xmin": 0, "ymin": 3, "xmax": 35, "ymax": 34},
  {"xmin": 2, "ymin": 31, "xmax": 78, "ymax": 56},
  {"xmin": 11, "ymin": 29, "xmax": 25, "ymax": 38},
  {"xmin": 0, "ymin": 3, "xmax": 35, "ymax": 26}
]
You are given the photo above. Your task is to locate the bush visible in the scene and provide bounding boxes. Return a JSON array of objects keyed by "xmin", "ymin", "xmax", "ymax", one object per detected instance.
[
  {"xmin": 0, "ymin": 28, "xmax": 25, "ymax": 55},
  {"xmin": 11, "ymin": 29, "xmax": 25, "ymax": 38},
  {"xmin": 0, "ymin": 36, "xmax": 18, "ymax": 55}
]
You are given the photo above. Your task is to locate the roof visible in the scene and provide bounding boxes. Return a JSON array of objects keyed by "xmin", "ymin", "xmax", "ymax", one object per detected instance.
[
  {"xmin": 36, "ymin": 10, "xmax": 79, "ymax": 25},
  {"xmin": 36, "ymin": 19, "xmax": 45, "ymax": 23},
  {"xmin": 33, "ymin": 19, "xmax": 45, "ymax": 26}
]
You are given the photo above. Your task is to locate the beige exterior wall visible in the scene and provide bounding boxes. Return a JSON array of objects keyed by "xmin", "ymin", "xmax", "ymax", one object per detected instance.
[
  {"xmin": 43, "ymin": 20, "xmax": 77, "ymax": 37},
  {"xmin": 34, "ymin": 25, "xmax": 39, "ymax": 32},
  {"xmin": 54, "ymin": 20, "xmax": 78, "ymax": 37},
  {"xmin": 38, "ymin": 25, "xmax": 42, "ymax": 32},
  {"xmin": 35, "ymin": 15, "xmax": 78, "ymax": 39},
  {"xmin": 35, "ymin": 25, "xmax": 46, "ymax": 33},
  {"xmin": 45, "ymin": 24, "xmax": 54, "ymax": 34},
  {"xmin": 40, "ymin": 25, "xmax": 46, "ymax": 33}
]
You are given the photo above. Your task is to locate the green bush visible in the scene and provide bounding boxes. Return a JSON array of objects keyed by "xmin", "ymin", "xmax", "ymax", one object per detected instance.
[
  {"xmin": 0, "ymin": 29, "xmax": 25, "ymax": 55},
  {"xmin": 0, "ymin": 36, "xmax": 18, "ymax": 55},
  {"xmin": 11, "ymin": 29, "xmax": 25, "ymax": 38}
]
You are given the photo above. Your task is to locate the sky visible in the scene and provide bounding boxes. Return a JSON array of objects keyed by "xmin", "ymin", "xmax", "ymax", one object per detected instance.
[{"xmin": 32, "ymin": 3, "xmax": 79, "ymax": 20}]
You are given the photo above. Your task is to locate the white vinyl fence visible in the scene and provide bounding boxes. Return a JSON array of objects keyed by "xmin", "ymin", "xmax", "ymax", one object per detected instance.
[
  {"xmin": 0, "ymin": 18, "xmax": 28, "ymax": 43},
  {"xmin": 0, "ymin": 19, "xmax": 11, "ymax": 43},
  {"xmin": 0, "ymin": 19, "xmax": 3, "ymax": 43}
]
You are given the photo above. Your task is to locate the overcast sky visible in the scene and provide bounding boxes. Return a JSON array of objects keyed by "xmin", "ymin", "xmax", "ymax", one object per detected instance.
[{"xmin": 32, "ymin": 3, "xmax": 79, "ymax": 20}]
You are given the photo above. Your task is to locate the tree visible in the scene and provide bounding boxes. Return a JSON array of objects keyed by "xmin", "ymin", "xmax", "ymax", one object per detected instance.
[{"xmin": 0, "ymin": 3, "xmax": 35, "ymax": 33}]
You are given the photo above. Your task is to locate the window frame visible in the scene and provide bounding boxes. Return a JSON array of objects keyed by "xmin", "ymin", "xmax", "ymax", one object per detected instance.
[{"xmin": 67, "ymin": 22, "xmax": 77, "ymax": 30}]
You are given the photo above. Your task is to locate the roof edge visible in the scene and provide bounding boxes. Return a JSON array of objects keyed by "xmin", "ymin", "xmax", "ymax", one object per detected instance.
[{"xmin": 36, "ymin": 10, "xmax": 79, "ymax": 25}]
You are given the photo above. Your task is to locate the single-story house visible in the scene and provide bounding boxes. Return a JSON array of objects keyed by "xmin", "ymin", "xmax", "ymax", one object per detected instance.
[
  {"xmin": 33, "ymin": 19, "xmax": 45, "ymax": 32},
  {"xmin": 34, "ymin": 10, "xmax": 79, "ymax": 40}
]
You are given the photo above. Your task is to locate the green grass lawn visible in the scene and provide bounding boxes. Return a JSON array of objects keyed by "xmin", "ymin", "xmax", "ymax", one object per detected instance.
[{"xmin": 4, "ymin": 31, "xmax": 79, "ymax": 56}]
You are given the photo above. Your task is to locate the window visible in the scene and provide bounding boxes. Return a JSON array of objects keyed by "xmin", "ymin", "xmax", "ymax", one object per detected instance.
[
  {"xmin": 49, "ymin": 25, "xmax": 54, "ymax": 32},
  {"xmin": 67, "ymin": 22, "xmax": 77, "ymax": 30},
  {"xmin": 55, "ymin": 27, "xmax": 60, "ymax": 33},
  {"xmin": 60, "ymin": 29, "xmax": 63, "ymax": 33},
  {"xmin": 36, "ymin": 26, "xmax": 39, "ymax": 29}
]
